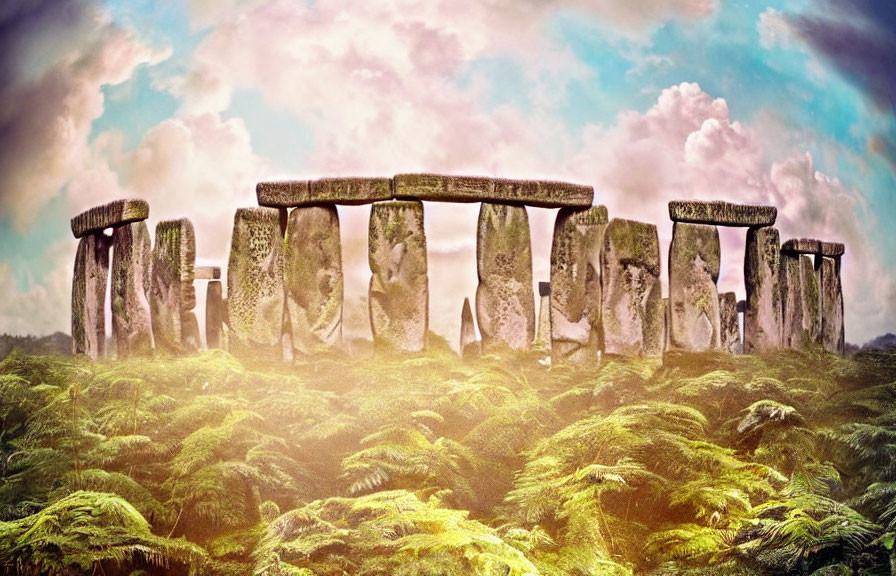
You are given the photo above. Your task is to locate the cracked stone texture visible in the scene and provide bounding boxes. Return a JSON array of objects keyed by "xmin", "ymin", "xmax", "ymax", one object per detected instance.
[
  {"xmin": 669, "ymin": 200, "xmax": 777, "ymax": 227},
  {"xmin": 150, "ymin": 219, "xmax": 197, "ymax": 353},
  {"xmin": 206, "ymin": 281, "xmax": 224, "ymax": 349},
  {"xmin": 549, "ymin": 206, "xmax": 608, "ymax": 363},
  {"xmin": 393, "ymin": 173, "xmax": 593, "ymax": 208},
  {"xmin": 111, "ymin": 221, "xmax": 153, "ymax": 357},
  {"xmin": 71, "ymin": 199, "xmax": 149, "ymax": 238},
  {"xmin": 72, "ymin": 232, "xmax": 111, "ymax": 358},
  {"xmin": 476, "ymin": 203, "xmax": 535, "ymax": 352},
  {"xmin": 818, "ymin": 255, "xmax": 844, "ymax": 354},
  {"xmin": 460, "ymin": 297, "xmax": 479, "ymax": 358},
  {"xmin": 257, "ymin": 178, "xmax": 392, "ymax": 207},
  {"xmin": 668, "ymin": 222, "xmax": 721, "ymax": 352},
  {"xmin": 781, "ymin": 253, "xmax": 822, "ymax": 349},
  {"xmin": 284, "ymin": 205, "xmax": 344, "ymax": 354},
  {"xmin": 227, "ymin": 208, "xmax": 285, "ymax": 358},
  {"xmin": 600, "ymin": 218, "xmax": 663, "ymax": 357},
  {"xmin": 820, "ymin": 242, "xmax": 845, "ymax": 257},
  {"xmin": 782, "ymin": 238, "xmax": 822, "ymax": 254},
  {"xmin": 719, "ymin": 292, "xmax": 740, "ymax": 354},
  {"xmin": 744, "ymin": 226, "xmax": 782, "ymax": 352},
  {"xmin": 368, "ymin": 201, "xmax": 429, "ymax": 353}
]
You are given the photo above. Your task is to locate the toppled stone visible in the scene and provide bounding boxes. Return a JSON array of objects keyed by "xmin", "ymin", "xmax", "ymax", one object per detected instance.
[
  {"xmin": 782, "ymin": 238, "xmax": 822, "ymax": 254},
  {"xmin": 110, "ymin": 221, "xmax": 153, "ymax": 357},
  {"xmin": 600, "ymin": 218, "xmax": 663, "ymax": 357},
  {"xmin": 744, "ymin": 226, "xmax": 782, "ymax": 352},
  {"xmin": 194, "ymin": 266, "xmax": 221, "ymax": 280},
  {"xmin": 668, "ymin": 222, "xmax": 721, "ymax": 351},
  {"xmin": 820, "ymin": 242, "xmax": 845, "ymax": 257},
  {"xmin": 818, "ymin": 256, "xmax": 844, "ymax": 354},
  {"xmin": 368, "ymin": 201, "xmax": 429, "ymax": 352},
  {"xmin": 549, "ymin": 206, "xmax": 608, "ymax": 362},
  {"xmin": 476, "ymin": 203, "xmax": 535, "ymax": 352},
  {"xmin": 460, "ymin": 297, "xmax": 479, "ymax": 358},
  {"xmin": 71, "ymin": 199, "xmax": 149, "ymax": 238},
  {"xmin": 719, "ymin": 292, "xmax": 740, "ymax": 354},
  {"xmin": 150, "ymin": 219, "xmax": 196, "ymax": 353},
  {"xmin": 669, "ymin": 200, "xmax": 777, "ymax": 227},
  {"xmin": 206, "ymin": 281, "xmax": 224, "ymax": 349},
  {"xmin": 284, "ymin": 205, "xmax": 343, "ymax": 354},
  {"xmin": 393, "ymin": 173, "xmax": 593, "ymax": 208},
  {"xmin": 257, "ymin": 178, "xmax": 392, "ymax": 207},
  {"xmin": 72, "ymin": 233, "xmax": 110, "ymax": 358},
  {"xmin": 227, "ymin": 208, "xmax": 285, "ymax": 358}
]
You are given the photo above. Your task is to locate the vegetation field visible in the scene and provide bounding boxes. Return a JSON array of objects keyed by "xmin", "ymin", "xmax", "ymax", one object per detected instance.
[{"xmin": 1, "ymin": 338, "xmax": 894, "ymax": 575}]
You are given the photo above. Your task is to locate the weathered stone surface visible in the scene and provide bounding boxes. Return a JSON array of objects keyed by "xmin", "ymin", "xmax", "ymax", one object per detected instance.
[
  {"xmin": 227, "ymin": 208, "xmax": 285, "ymax": 358},
  {"xmin": 194, "ymin": 266, "xmax": 221, "ymax": 280},
  {"xmin": 284, "ymin": 205, "xmax": 343, "ymax": 354},
  {"xmin": 111, "ymin": 221, "xmax": 153, "ymax": 357},
  {"xmin": 150, "ymin": 219, "xmax": 196, "ymax": 353},
  {"xmin": 72, "ymin": 233, "xmax": 110, "ymax": 358},
  {"xmin": 664, "ymin": 298, "xmax": 671, "ymax": 352},
  {"xmin": 182, "ymin": 311, "xmax": 201, "ymax": 352},
  {"xmin": 600, "ymin": 219, "xmax": 663, "ymax": 357},
  {"xmin": 782, "ymin": 238, "xmax": 822, "ymax": 254},
  {"xmin": 668, "ymin": 222, "xmax": 721, "ymax": 351},
  {"xmin": 744, "ymin": 226, "xmax": 782, "ymax": 352},
  {"xmin": 476, "ymin": 203, "xmax": 535, "ymax": 352},
  {"xmin": 460, "ymin": 297, "xmax": 479, "ymax": 358},
  {"xmin": 71, "ymin": 199, "xmax": 149, "ymax": 238},
  {"xmin": 669, "ymin": 200, "xmax": 777, "ymax": 227},
  {"xmin": 535, "ymin": 283, "xmax": 551, "ymax": 350},
  {"xmin": 549, "ymin": 206, "xmax": 608, "ymax": 362},
  {"xmin": 394, "ymin": 173, "xmax": 593, "ymax": 208},
  {"xmin": 781, "ymin": 253, "xmax": 823, "ymax": 349},
  {"xmin": 257, "ymin": 178, "xmax": 392, "ymax": 207},
  {"xmin": 801, "ymin": 255, "xmax": 821, "ymax": 343},
  {"xmin": 820, "ymin": 242, "xmax": 845, "ymax": 257},
  {"xmin": 206, "ymin": 281, "xmax": 224, "ymax": 349},
  {"xmin": 818, "ymin": 256, "xmax": 844, "ymax": 354},
  {"xmin": 368, "ymin": 201, "xmax": 429, "ymax": 352},
  {"xmin": 719, "ymin": 292, "xmax": 740, "ymax": 354}
]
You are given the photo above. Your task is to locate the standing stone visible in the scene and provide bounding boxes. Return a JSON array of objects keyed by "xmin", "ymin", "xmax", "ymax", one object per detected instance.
[
  {"xmin": 460, "ymin": 297, "xmax": 478, "ymax": 358},
  {"xmin": 535, "ymin": 282, "xmax": 551, "ymax": 349},
  {"xmin": 111, "ymin": 221, "xmax": 153, "ymax": 357},
  {"xmin": 227, "ymin": 207, "xmax": 285, "ymax": 358},
  {"xmin": 719, "ymin": 292, "xmax": 740, "ymax": 354},
  {"xmin": 368, "ymin": 201, "xmax": 428, "ymax": 353},
  {"xmin": 206, "ymin": 281, "xmax": 224, "ymax": 349},
  {"xmin": 476, "ymin": 203, "xmax": 535, "ymax": 352},
  {"xmin": 668, "ymin": 222, "xmax": 721, "ymax": 351},
  {"xmin": 663, "ymin": 298, "xmax": 671, "ymax": 352},
  {"xmin": 150, "ymin": 219, "xmax": 197, "ymax": 353},
  {"xmin": 549, "ymin": 206, "xmax": 608, "ymax": 363},
  {"xmin": 801, "ymin": 255, "xmax": 821, "ymax": 344},
  {"xmin": 600, "ymin": 219, "xmax": 663, "ymax": 357},
  {"xmin": 182, "ymin": 312, "xmax": 201, "ymax": 351},
  {"xmin": 284, "ymin": 205, "xmax": 343, "ymax": 354},
  {"xmin": 780, "ymin": 253, "xmax": 804, "ymax": 348},
  {"xmin": 72, "ymin": 233, "xmax": 110, "ymax": 358},
  {"xmin": 818, "ymin": 256, "xmax": 844, "ymax": 354},
  {"xmin": 744, "ymin": 226, "xmax": 782, "ymax": 352}
]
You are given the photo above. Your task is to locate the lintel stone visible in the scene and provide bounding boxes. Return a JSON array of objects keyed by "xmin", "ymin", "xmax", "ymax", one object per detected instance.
[
  {"xmin": 669, "ymin": 200, "xmax": 776, "ymax": 227},
  {"xmin": 194, "ymin": 266, "xmax": 221, "ymax": 280},
  {"xmin": 71, "ymin": 199, "xmax": 149, "ymax": 238},
  {"xmin": 257, "ymin": 178, "xmax": 392, "ymax": 207},
  {"xmin": 781, "ymin": 238, "xmax": 844, "ymax": 258},
  {"xmin": 394, "ymin": 173, "xmax": 593, "ymax": 207},
  {"xmin": 820, "ymin": 242, "xmax": 845, "ymax": 257}
]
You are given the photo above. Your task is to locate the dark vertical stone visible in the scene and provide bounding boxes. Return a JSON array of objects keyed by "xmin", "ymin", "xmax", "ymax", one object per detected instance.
[
  {"xmin": 111, "ymin": 221, "xmax": 153, "ymax": 357},
  {"xmin": 719, "ymin": 292, "xmax": 740, "ymax": 354},
  {"xmin": 818, "ymin": 255, "xmax": 844, "ymax": 354},
  {"xmin": 206, "ymin": 281, "xmax": 224, "ymax": 349},
  {"xmin": 150, "ymin": 219, "xmax": 197, "ymax": 353},
  {"xmin": 744, "ymin": 226, "xmax": 782, "ymax": 352},
  {"xmin": 72, "ymin": 232, "xmax": 110, "ymax": 358}
]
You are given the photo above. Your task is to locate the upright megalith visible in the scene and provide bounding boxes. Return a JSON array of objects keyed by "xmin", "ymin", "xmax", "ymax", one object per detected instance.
[
  {"xmin": 818, "ymin": 255, "xmax": 844, "ymax": 354},
  {"xmin": 111, "ymin": 221, "xmax": 153, "ymax": 357},
  {"xmin": 535, "ymin": 282, "xmax": 551, "ymax": 349},
  {"xmin": 780, "ymin": 252, "xmax": 822, "ymax": 349},
  {"xmin": 668, "ymin": 222, "xmax": 721, "ymax": 351},
  {"xmin": 150, "ymin": 219, "xmax": 197, "ymax": 353},
  {"xmin": 744, "ymin": 226, "xmax": 782, "ymax": 352},
  {"xmin": 460, "ymin": 297, "xmax": 479, "ymax": 358},
  {"xmin": 476, "ymin": 203, "xmax": 535, "ymax": 352},
  {"xmin": 368, "ymin": 201, "xmax": 428, "ymax": 352},
  {"xmin": 72, "ymin": 233, "xmax": 111, "ymax": 358},
  {"xmin": 206, "ymin": 281, "xmax": 224, "ymax": 349},
  {"xmin": 601, "ymin": 219, "xmax": 663, "ymax": 357},
  {"xmin": 800, "ymin": 255, "xmax": 821, "ymax": 344},
  {"xmin": 549, "ymin": 206, "xmax": 608, "ymax": 363},
  {"xmin": 227, "ymin": 207, "xmax": 285, "ymax": 358},
  {"xmin": 719, "ymin": 292, "xmax": 740, "ymax": 354},
  {"xmin": 284, "ymin": 205, "xmax": 343, "ymax": 354}
]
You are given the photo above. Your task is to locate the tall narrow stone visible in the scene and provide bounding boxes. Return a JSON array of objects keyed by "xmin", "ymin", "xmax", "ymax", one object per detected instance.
[
  {"xmin": 368, "ymin": 201, "xmax": 428, "ymax": 352},
  {"xmin": 818, "ymin": 256, "xmax": 844, "ymax": 354},
  {"xmin": 111, "ymin": 221, "xmax": 153, "ymax": 357},
  {"xmin": 460, "ymin": 297, "xmax": 478, "ymax": 358},
  {"xmin": 284, "ymin": 205, "xmax": 344, "ymax": 354},
  {"xmin": 72, "ymin": 233, "xmax": 110, "ymax": 358},
  {"xmin": 744, "ymin": 226, "xmax": 782, "ymax": 352},
  {"xmin": 801, "ymin": 255, "xmax": 821, "ymax": 343},
  {"xmin": 601, "ymin": 219, "xmax": 663, "ymax": 357},
  {"xmin": 150, "ymin": 219, "xmax": 196, "ymax": 353},
  {"xmin": 227, "ymin": 207, "xmax": 285, "ymax": 358},
  {"xmin": 719, "ymin": 292, "xmax": 740, "ymax": 354},
  {"xmin": 668, "ymin": 222, "xmax": 721, "ymax": 351},
  {"xmin": 535, "ymin": 282, "xmax": 551, "ymax": 349},
  {"xmin": 780, "ymin": 253, "xmax": 803, "ymax": 348},
  {"xmin": 549, "ymin": 206, "xmax": 608, "ymax": 363},
  {"xmin": 476, "ymin": 203, "xmax": 535, "ymax": 352},
  {"xmin": 206, "ymin": 281, "xmax": 224, "ymax": 349}
]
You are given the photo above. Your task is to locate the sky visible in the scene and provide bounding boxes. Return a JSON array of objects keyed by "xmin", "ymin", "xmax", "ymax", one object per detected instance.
[{"xmin": 0, "ymin": 0, "xmax": 894, "ymax": 348}]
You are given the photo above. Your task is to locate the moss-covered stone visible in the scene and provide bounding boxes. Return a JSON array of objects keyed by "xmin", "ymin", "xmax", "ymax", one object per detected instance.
[
  {"xmin": 71, "ymin": 199, "xmax": 148, "ymax": 238},
  {"xmin": 72, "ymin": 232, "xmax": 110, "ymax": 358},
  {"xmin": 818, "ymin": 255, "xmax": 844, "ymax": 354},
  {"xmin": 744, "ymin": 226, "xmax": 781, "ymax": 352},
  {"xmin": 206, "ymin": 281, "xmax": 224, "ymax": 349},
  {"xmin": 780, "ymin": 253, "xmax": 803, "ymax": 349},
  {"xmin": 110, "ymin": 221, "xmax": 153, "ymax": 357},
  {"xmin": 782, "ymin": 238, "xmax": 822, "ymax": 254},
  {"xmin": 284, "ymin": 205, "xmax": 343, "ymax": 355},
  {"xmin": 257, "ymin": 178, "xmax": 392, "ymax": 207},
  {"xmin": 669, "ymin": 200, "xmax": 776, "ymax": 227},
  {"xmin": 150, "ymin": 219, "xmax": 196, "ymax": 354},
  {"xmin": 820, "ymin": 242, "xmax": 845, "ymax": 257},
  {"xmin": 394, "ymin": 174, "xmax": 593, "ymax": 208},
  {"xmin": 476, "ymin": 203, "xmax": 535, "ymax": 352},
  {"xmin": 719, "ymin": 292, "xmax": 740, "ymax": 354},
  {"xmin": 668, "ymin": 222, "xmax": 721, "ymax": 352},
  {"xmin": 801, "ymin": 255, "xmax": 821, "ymax": 343}
]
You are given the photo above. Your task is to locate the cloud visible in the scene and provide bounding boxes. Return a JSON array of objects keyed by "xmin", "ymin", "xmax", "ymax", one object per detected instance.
[{"xmin": 0, "ymin": 240, "xmax": 74, "ymax": 336}]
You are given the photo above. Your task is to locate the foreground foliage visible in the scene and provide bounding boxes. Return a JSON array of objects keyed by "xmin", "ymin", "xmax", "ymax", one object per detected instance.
[{"xmin": 0, "ymin": 343, "xmax": 894, "ymax": 575}]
